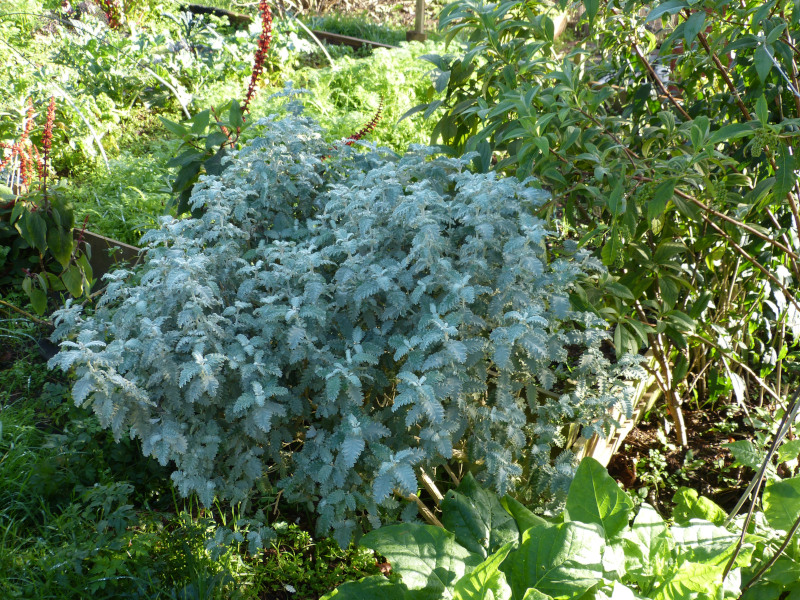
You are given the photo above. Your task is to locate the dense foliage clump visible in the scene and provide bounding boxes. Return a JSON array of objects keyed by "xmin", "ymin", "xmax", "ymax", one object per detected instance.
[{"xmin": 50, "ymin": 113, "xmax": 642, "ymax": 544}]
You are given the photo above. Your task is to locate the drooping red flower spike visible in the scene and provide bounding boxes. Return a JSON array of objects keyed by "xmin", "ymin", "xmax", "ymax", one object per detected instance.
[
  {"xmin": 41, "ymin": 96, "xmax": 56, "ymax": 204},
  {"xmin": 345, "ymin": 98, "xmax": 384, "ymax": 146},
  {"xmin": 242, "ymin": 0, "xmax": 273, "ymax": 116}
]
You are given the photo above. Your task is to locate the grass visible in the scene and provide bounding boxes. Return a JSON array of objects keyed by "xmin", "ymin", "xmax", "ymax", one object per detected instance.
[{"xmin": 301, "ymin": 11, "xmax": 409, "ymax": 46}]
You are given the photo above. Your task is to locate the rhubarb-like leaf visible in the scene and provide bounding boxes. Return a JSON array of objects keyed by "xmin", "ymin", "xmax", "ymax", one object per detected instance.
[
  {"xmin": 565, "ymin": 457, "xmax": 633, "ymax": 540},
  {"xmin": 442, "ymin": 472, "xmax": 519, "ymax": 558},
  {"xmin": 501, "ymin": 520, "xmax": 605, "ymax": 599},
  {"xmin": 361, "ymin": 524, "xmax": 482, "ymax": 600},
  {"xmin": 452, "ymin": 543, "xmax": 513, "ymax": 600}
]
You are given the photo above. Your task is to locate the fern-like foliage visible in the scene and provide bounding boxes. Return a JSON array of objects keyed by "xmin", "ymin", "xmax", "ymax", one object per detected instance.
[{"xmin": 49, "ymin": 113, "xmax": 644, "ymax": 545}]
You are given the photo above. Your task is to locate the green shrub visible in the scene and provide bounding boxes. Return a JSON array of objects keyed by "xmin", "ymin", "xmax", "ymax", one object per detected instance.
[
  {"xmin": 50, "ymin": 112, "xmax": 642, "ymax": 545},
  {"xmin": 411, "ymin": 0, "xmax": 800, "ymax": 443}
]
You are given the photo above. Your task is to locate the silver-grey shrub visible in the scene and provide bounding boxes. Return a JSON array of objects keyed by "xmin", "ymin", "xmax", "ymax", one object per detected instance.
[{"xmin": 49, "ymin": 114, "xmax": 643, "ymax": 545}]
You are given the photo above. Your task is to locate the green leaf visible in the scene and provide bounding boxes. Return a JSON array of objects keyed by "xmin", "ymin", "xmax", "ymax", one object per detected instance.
[
  {"xmin": 361, "ymin": 524, "xmax": 481, "ymax": 600},
  {"xmin": 10, "ymin": 199, "xmax": 26, "ymax": 224},
  {"xmin": 764, "ymin": 476, "xmax": 800, "ymax": 531},
  {"xmin": 62, "ymin": 264, "xmax": 85, "ymax": 297},
  {"xmin": 601, "ymin": 229, "xmax": 623, "ymax": 267},
  {"xmin": 778, "ymin": 440, "xmax": 800, "ymax": 464},
  {"xmin": 452, "ymin": 543, "xmax": 513, "ymax": 600},
  {"xmin": 653, "ymin": 241, "xmax": 686, "ymax": 264},
  {"xmin": 774, "ymin": 142, "xmax": 797, "ymax": 201},
  {"xmin": 683, "ymin": 11, "xmax": 705, "ymax": 45},
  {"xmin": 659, "ymin": 276, "xmax": 679, "ymax": 310},
  {"xmin": 755, "ymin": 45, "xmax": 773, "ymax": 83},
  {"xmin": 606, "ymin": 282, "xmax": 635, "ymax": 302},
  {"xmin": 521, "ymin": 590, "xmax": 554, "ymax": 600},
  {"xmin": 27, "ymin": 285, "xmax": 48, "ymax": 315},
  {"xmin": 646, "ymin": 0, "xmax": 688, "ymax": 23},
  {"xmin": 229, "ymin": 100, "xmax": 244, "ymax": 129},
  {"xmin": 441, "ymin": 472, "xmax": 519, "ymax": 558},
  {"xmin": 159, "ymin": 116, "xmax": 189, "ymax": 137},
  {"xmin": 19, "ymin": 210, "xmax": 48, "ymax": 254},
  {"xmin": 191, "ymin": 109, "xmax": 211, "ymax": 135},
  {"xmin": 47, "ymin": 226, "xmax": 73, "ymax": 268},
  {"xmin": 650, "ymin": 560, "xmax": 727, "ymax": 600},
  {"xmin": 670, "ymin": 519, "xmax": 741, "ymax": 567},
  {"xmin": 622, "ymin": 503, "xmax": 674, "ymax": 585},
  {"xmin": 320, "ymin": 575, "xmax": 409, "ymax": 600},
  {"xmin": 76, "ymin": 252, "xmax": 93, "ymax": 287},
  {"xmin": 724, "ymin": 440, "xmax": 776, "ymax": 477},
  {"xmin": 665, "ymin": 309, "xmax": 696, "ymax": 333},
  {"xmin": 206, "ymin": 130, "xmax": 230, "ymax": 150},
  {"xmin": 607, "ymin": 181, "xmax": 625, "ymax": 217},
  {"xmin": 565, "ymin": 457, "xmax": 633, "ymax": 540},
  {"xmin": 500, "ymin": 520, "xmax": 605, "ymax": 599},
  {"xmin": 708, "ymin": 123, "xmax": 755, "ymax": 145},
  {"xmin": 583, "ymin": 0, "xmax": 599, "ymax": 26},
  {"xmin": 500, "ymin": 495, "xmax": 548, "ymax": 536},
  {"xmin": 204, "ymin": 147, "xmax": 230, "ymax": 177},
  {"xmin": 756, "ymin": 95, "xmax": 769, "ymax": 125},
  {"xmin": 51, "ymin": 195, "xmax": 75, "ymax": 229},
  {"xmin": 648, "ymin": 179, "xmax": 675, "ymax": 222}
]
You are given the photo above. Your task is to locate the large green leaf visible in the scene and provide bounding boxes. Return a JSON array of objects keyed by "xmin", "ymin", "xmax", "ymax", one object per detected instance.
[
  {"xmin": 649, "ymin": 560, "xmax": 728, "ymax": 600},
  {"xmin": 565, "ymin": 457, "xmax": 633, "ymax": 540},
  {"xmin": 320, "ymin": 575, "xmax": 409, "ymax": 600},
  {"xmin": 361, "ymin": 524, "xmax": 482, "ymax": 600},
  {"xmin": 61, "ymin": 264, "xmax": 85, "ymax": 297},
  {"xmin": 670, "ymin": 519, "xmax": 741, "ymax": 566},
  {"xmin": 442, "ymin": 472, "xmax": 519, "ymax": 558},
  {"xmin": 763, "ymin": 476, "xmax": 800, "ymax": 532},
  {"xmin": 622, "ymin": 503, "xmax": 674, "ymax": 589},
  {"xmin": 501, "ymin": 520, "xmax": 605, "ymax": 599},
  {"xmin": 582, "ymin": 0, "xmax": 599, "ymax": 27},
  {"xmin": 754, "ymin": 44, "xmax": 773, "ymax": 83},
  {"xmin": 452, "ymin": 543, "xmax": 513, "ymax": 600},
  {"xmin": 47, "ymin": 226, "xmax": 73, "ymax": 268},
  {"xmin": 501, "ymin": 495, "xmax": 548, "ymax": 537},
  {"xmin": 522, "ymin": 590, "xmax": 554, "ymax": 600},
  {"xmin": 672, "ymin": 488, "xmax": 726, "ymax": 525},
  {"xmin": 19, "ymin": 210, "xmax": 48, "ymax": 254}
]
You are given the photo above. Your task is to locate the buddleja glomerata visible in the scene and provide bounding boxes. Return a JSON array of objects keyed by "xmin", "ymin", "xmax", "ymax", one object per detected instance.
[{"xmin": 49, "ymin": 113, "xmax": 644, "ymax": 546}]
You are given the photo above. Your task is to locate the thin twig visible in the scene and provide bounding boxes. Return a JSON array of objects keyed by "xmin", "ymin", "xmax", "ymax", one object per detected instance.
[
  {"xmin": 631, "ymin": 43, "xmax": 691, "ymax": 121},
  {"xmin": 0, "ymin": 298, "xmax": 52, "ymax": 326}
]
